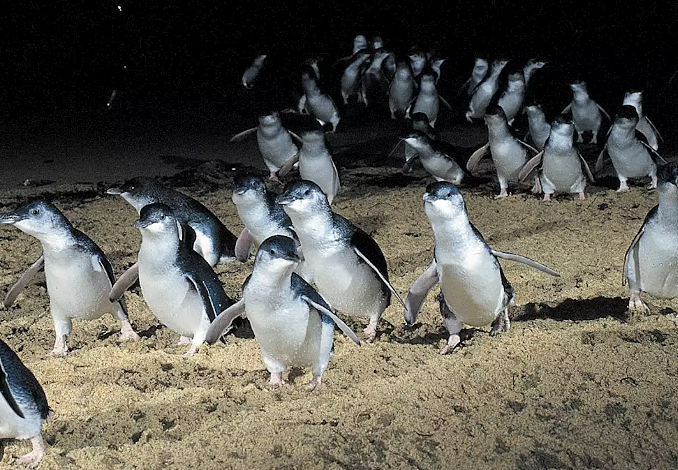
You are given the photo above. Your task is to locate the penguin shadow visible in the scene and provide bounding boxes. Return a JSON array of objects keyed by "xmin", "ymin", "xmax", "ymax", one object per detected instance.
[
  {"xmin": 231, "ymin": 317, "xmax": 255, "ymax": 340},
  {"xmin": 515, "ymin": 296, "xmax": 630, "ymax": 323},
  {"xmin": 387, "ymin": 322, "xmax": 480, "ymax": 347}
]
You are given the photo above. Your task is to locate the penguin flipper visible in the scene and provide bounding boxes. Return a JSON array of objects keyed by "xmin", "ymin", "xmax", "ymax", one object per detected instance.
[
  {"xmin": 303, "ymin": 296, "xmax": 361, "ymax": 346},
  {"xmin": 388, "ymin": 139, "xmax": 404, "ymax": 159},
  {"xmin": 288, "ymin": 130, "xmax": 303, "ymax": 146},
  {"xmin": 109, "ymin": 263, "xmax": 139, "ymax": 303},
  {"xmin": 439, "ymin": 95, "xmax": 453, "ymax": 111},
  {"xmin": 0, "ymin": 360, "xmax": 24, "ymax": 419},
  {"xmin": 235, "ymin": 228, "xmax": 253, "ymax": 262},
  {"xmin": 403, "ymin": 260, "xmax": 438, "ymax": 326},
  {"xmin": 596, "ymin": 103, "xmax": 612, "ymax": 122},
  {"xmin": 353, "ymin": 246, "xmax": 406, "ymax": 308},
  {"xmin": 518, "ymin": 151, "xmax": 544, "ymax": 182},
  {"xmin": 229, "ymin": 128, "xmax": 257, "ymax": 143},
  {"xmin": 185, "ymin": 273, "xmax": 221, "ymax": 323},
  {"xmin": 278, "ymin": 154, "xmax": 300, "ymax": 178},
  {"xmin": 640, "ymin": 140, "xmax": 668, "ymax": 165},
  {"xmin": 561, "ymin": 103, "xmax": 572, "ymax": 115},
  {"xmin": 467, "ymin": 143, "xmax": 490, "ymax": 173},
  {"xmin": 517, "ymin": 139, "xmax": 539, "ymax": 155},
  {"xmin": 457, "ymin": 78, "xmax": 471, "ymax": 97},
  {"xmin": 622, "ymin": 208, "xmax": 655, "ymax": 286},
  {"xmin": 595, "ymin": 145, "xmax": 607, "ymax": 174},
  {"xmin": 204, "ymin": 299, "xmax": 246, "ymax": 344},
  {"xmin": 403, "ymin": 155, "xmax": 420, "ymax": 174},
  {"xmin": 578, "ymin": 152, "xmax": 596, "ymax": 182},
  {"xmin": 490, "ymin": 250, "xmax": 560, "ymax": 277},
  {"xmin": 645, "ymin": 116, "xmax": 663, "ymax": 142},
  {"xmin": 4, "ymin": 255, "xmax": 44, "ymax": 308}
]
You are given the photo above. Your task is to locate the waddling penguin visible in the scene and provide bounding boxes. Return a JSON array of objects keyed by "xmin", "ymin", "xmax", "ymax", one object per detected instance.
[
  {"xmin": 231, "ymin": 175, "xmax": 295, "ymax": 261},
  {"xmin": 0, "ymin": 201, "xmax": 139, "ymax": 356},
  {"xmin": 401, "ymin": 112, "xmax": 438, "ymax": 164},
  {"xmin": 522, "ymin": 58, "xmax": 546, "ymax": 88},
  {"xmin": 400, "ymin": 131, "xmax": 465, "ymax": 184},
  {"xmin": 562, "ymin": 81, "xmax": 611, "ymax": 144},
  {"xmin": 466, "ymin": 59, "xmax": 509, "ymax": 122},
  {"xmin": 467, "ymin": 105, "xmax": 540, "ymax": 198},
  {"xmin": 459, "ymin": 57, "xmax": 488, "ymax": 96},
  {"xmin": 340, "ymin": 50, "xmax": 371, "ymax": 105},
  {"xmin": 389, "ymin": 59, "xmax": 415, "ymax": 119},
  {"xmin": 205, "ymin": 235, "xmax": 360, "ymax": 388},
  {"xmin": 242, "ymin": 54, "xmax": 267, "ymax": 89},
  {"xmin": 276, "ymin": 181, "xmax": 405, "ymax": 341},
  {"xmin": 624, "ymin": 163, "xmax": 678, "ymax": 320},
  {"xmin": 403, "ymin": 182, "xmax": 559, "ymax": 354},
  {"xmin": 497, "ymin": 71, "xmax": 526, "ymax": 124},
  {"xmin": 623, "ymin": 90, "xmax": 662, "ymax": 151},
  {"xmin": 595, "ymin": 105, "xmax": 666, "ymax": 192},
  {"xmin": 519, "ymin": 115, "xmax": 595, "ymax": 201},
  {"xmin": 280, "ymin": 129, "xmax": 341, "ymax": 204},
  {"xmin": 525, "ymin": 103, "xmax": 551, "ymax": 151},
  {"xmin": 408, "ymin": 47, "xmax": 427, "ymax": 78},
  {"xmin": 134, "ymin": 204, "xmax": 235, "ymax": 356},
  {"xmin": 302, "ymin": 78, "xmax": 340, "ymax": 132},
  {"xmin": 0, "ymin": 339, "xmax": 49, "ymax": 468},
  {"xmin": 360, "ymin": 48, "xmax": 392, "ymax": 107},
  {"xmin": 229, "ymin": 111, "xmax": 301, "ymax": 182},
  {"xmin": 411, "ymin": 68, "xmax": 451, "ymax": 127}
]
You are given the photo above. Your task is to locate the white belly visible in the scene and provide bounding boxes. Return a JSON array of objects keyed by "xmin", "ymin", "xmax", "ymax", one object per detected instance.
[
  {"xmin": 420, "ymin": 154, "xmax": 463, "ymax": 184},
  {"xmin": 572, "ymin": 102, "xmax": 601, "ymax": 131},
  {"xmin": 490, "ymin": 140, "xmax": 527, "ymax": 181},
  {"xmin": 257, "ymin": 131, "xmax": 297, "ymax": 169},
  {"xmin": 607, "ymin": 140, "xmax": 654, "ymax": 179},
  {"xmin": 631, "ymin": 224, "xmax": 678, "ymax": 298},
  {"xmin": 541, "ymin": 151, "xmax": 586, "ymax": 193},
  {"xmin": 0, "ymin": 396, "xmax": 42, "ymax": 440}
]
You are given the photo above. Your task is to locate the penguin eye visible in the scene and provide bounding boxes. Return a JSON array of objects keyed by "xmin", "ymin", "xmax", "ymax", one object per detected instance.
[
  {"xmin": 304, "ymin": 190, "xmax": 311, "ymax": 196},
  {"xmin": 160, "ymin": 214, "xmax": 166, "ymax": 220},
  {"xmin": 29, "ymin": 208, "xmax": 39, "ymax": 216},
  {"xmin": 269, "ymin": 249, "xmax": 276, "ymax": 256}
]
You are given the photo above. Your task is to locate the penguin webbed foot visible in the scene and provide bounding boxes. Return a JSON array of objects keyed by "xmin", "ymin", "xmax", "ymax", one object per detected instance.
[
  {"xmin": 627, "ymin": 293, "xmax": 650, "ymax": 316},
  {"xmin": 15, "ymin": 435, "xmax": 45, "ymax": 469},
  {"xmin": 268, "ymin": 372, "xmax": 285, "ymax": 388},
  {"xmin": 440, "ymin": 334, "xmax": 461, "ymax": 355},
  {"xmin": 490, "ymin": 309, "xmax": 510, "ymax": 336},
  {"xmin": 182, "ymin": 343, "xmax": 200, "ymax": 357},
  {"xmin": 362, "ymin": 322, "xmax": 378, "ymax": 343},
  {"xmin": 50, "ymin": 336, "xmax": 68, "ymax": 357},
  {"xmin": 494, "ymin": 190, "xmax": 510, "ymax": 200},
  {"xmin": 306, "ymin": 375, "xmax": 323, "ymax": 391},
  {"xmin": 119, "ymin": 321, "xmax": 140, "ymax": 342}
]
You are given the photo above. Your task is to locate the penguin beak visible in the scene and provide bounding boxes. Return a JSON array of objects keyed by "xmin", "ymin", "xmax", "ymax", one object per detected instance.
[
  {"xmin": 106, "ymin": 187, "xmax": 123, "ymax": 195},
  {"xmin": 422, "ymin": 193, "xmax": 435, "ymax": 203},
  {"xmin": 233, "ymin": 186, "xmax": 248, "ymax": 196},
  {"xmin": 276, "ymin": 194, "xmax": 294, "ymax": 205},
  {"xmin": 281, "ymin": 251, "xmax": 301, "ymax": 263},
  {"xmin": 0, "ymin": 212, "xmax": 20, "ymax": 224},
  {"xmin": 133, "ymin": 218, "xmax": 151, "ymax": 229}
]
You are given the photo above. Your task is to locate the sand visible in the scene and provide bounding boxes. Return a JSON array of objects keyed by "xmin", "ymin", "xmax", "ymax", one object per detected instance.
[{"xmin": 0, "ymin": 120, "xmax": 677, "ymax": 470}]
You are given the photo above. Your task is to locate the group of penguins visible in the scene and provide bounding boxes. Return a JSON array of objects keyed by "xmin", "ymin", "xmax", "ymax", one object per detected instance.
[{"xmin": 0, "ymin": 36, "xmax": 674, "ymax": 469}]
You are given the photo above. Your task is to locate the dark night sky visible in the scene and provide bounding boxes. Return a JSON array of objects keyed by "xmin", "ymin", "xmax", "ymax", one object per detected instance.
[{"xmin": 1, "ymin": 1, "xmax": 677, "ymax": 122}]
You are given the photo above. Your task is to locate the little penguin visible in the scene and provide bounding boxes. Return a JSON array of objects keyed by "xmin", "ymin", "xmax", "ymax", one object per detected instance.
[
  {"xmin": 562, "ymin": 81, "xmax": 611, "ymax": 144},
  {"xmin": 595, "ymin": 105, "xmax": 665, "ymax": 192},
  {"xmin": 0, "ymin": 338, "xmax": 50, "ymax": 468},
  {"xmin": 280, "ymin": 129, "xmax": 340, "ymax": 204},
  {"xmin": 522, "ymin": 58, "xmax": 546, "ymax": 88},
  {"xmin": 360, "ymin": 48, "xmax": 392, "ymax": 107},
  {"xmin": 497, "ymin": 71, "xmax": 526, "ymax": 124},
  {"xmin": 466, "ymin": 59, "xmax": 509, "ymax": 122},
  {"xmin": 276, "ymin": 180, "xmax": 405, "ymax": 342},
  {"xmin": 624, "ymin": 163, "xmax": 678, "ymax": 320},
  {"xmin": 622, "ymin": 90, "xmax": 662, "ymax": 151},
  {"xmin": 525, "ymin": 103, "xmax": 551, "ymax": 151},
  {"xmin": 229, "ymin": 111, "xmax": 301, "ymax": 182},
  {"xmin": 403, "ymin": 182, "xmax": 560, "ymax": 354},
  {"xmin": 467, "ymin": 105, "xmax": 540, "ymax": 198},
  {"xmin": 402, "ymin": 112, "xmax": 438, "ymax": 164},
  {"xmin": 400, "ymin": 131, "xmax": 465, "ymax": 184},
  {"xmin": 0, "ymin": 201, "xmax": 139, "ymax": 356},
  {"xmin": 340, "ymin": 50, "xmax": 371, "ymax": 105},
  {"xmin": 301, "ymin": 77, "xmax": 340, "ymax": 132},
  {"xmin": 231, "ymin": 174, "xmax": 295, "ymax": 261},
  {"xmin": 242, "ymin": 54, "xmax": 267, "ymax": 89},
  {"xmin": 389, "ymin": 59, "xmax": 415, "ymax": 119},
  {"xmin": 519, "ymin": 115, "xmax": 595, "ymax": 201},
  {"xmin": 134, "ymin": 203, "xmax": 235, "ymax": 356},
  {"xmin": 411, "ymin": 68, "xmax": 451, "ymax": 127},
  {"xmin": 459, "ymin": 57, "xmax": 488, "ymax": 97},
  {"xmin": 205, "ymin": 235, "xmax": 360, "ymax": 389}
]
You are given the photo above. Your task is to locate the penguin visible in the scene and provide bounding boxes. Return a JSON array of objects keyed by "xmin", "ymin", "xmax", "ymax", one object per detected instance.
[
  {"xmin": 467, "ymin": 105, "xmax": 540, "ymax": 198},
  {"xmin": 340, "ymin": 50, "xmax": 372, "ymax": 105},
  {"xmin": 518, "ymin": 115, "xmax": 595, "ymax": 201},
  {"xmin": 276, "ymin": 180, "xmax": 405, "ymax": 342},
  {"xmin": 280, "ymin": 129, "xmax": 341, "ymax": 204},
  {"xmin": 622, "ymin": 90, "xmax": 662, "ymax": 151},
  {"xmin": 360, "ymin": 48, "xmax": 392, "ymax": 107},
  {"xmin": 229, "ymin": 111, "xmax": 301, "ymax": 182},
  {"xmin": 497, "ymin": 71, "xmax": 526, "ymax": 124},
  {"xmin": 400, "ymin": 131, "xmax": 465, "ymax": 184},
  {"xmin": 389, "ymin": 59, "xmax": 415, "ymax": 119},
  {"xmin": 301, "ymin": 77, "xmax": 341, "ymax": 132},
  {"xmin": 241, "ymin": 54, "xmax": 267, "ymax": 89},
  {"xmin": 595, "ymin": 105, "xmax": 666, "ymax": 192},
  {"xmin": 133, "ymin": 203, "xmax": 235, "ymax": 356},
  {"xmin": 459, "ymin": 57, "xmax": 488, "ymax": 97},
  {"xmin": 231, "ymin": 175, "xmax": 295, "ymax": 262},
  {"xmin": 624, "ymin": 163, "xmax": 678, "ymax": 320},
  {"xmin": 352, "ymin": 35, "xmax": 368, "ymax": 55},
  {"xmin": 410, "ymin": 68, "xmax": 451, "ymax": 127},
  {"xmin": 402, "ymin": 112, "xmax": 438, "ymax": 164},
  {"xmin": 403, "ymin": 182, "xmax": 559, "ymax": 354},
  {"xmin": 522, "ymin": 58, "xmax": 546, "ymax": 88},
  {"xmin": 0, "ymin": 201, "xmax": 139, "ymax": 356},
  {"xmin": 562, "ymin": 81, "xmax": 611, "ymax": 144},
  {"xmin": 525, "ymin": 103, "xmax": 551, "ymax": 151},
  {"xmin": 0, "ymin": 338, "xmax": 50, "ymax": 468},
  {"xmin": 204, "ymin": 235, "xmax": 360, "ymax": 388},
  {"xmin": 466, "ymin": 59, "xmax": 509, "ymax": 122},
  {"xmin": 408, "ymin": 47, "xmax": 427, "ymax": 78}
]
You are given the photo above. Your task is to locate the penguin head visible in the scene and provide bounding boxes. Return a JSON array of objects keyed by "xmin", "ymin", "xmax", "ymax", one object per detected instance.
[
  {"xmin": 569, "ymin": 81, "xmax": 588, "ymax": 94},
  {"xmin": 257, "ymin": 111, "xmax": 281, "ymax": 126},
  {"xmin": 525, "ymin": 58, "xmax": 547, "ymax": 70},
  {"xmin": 301, "ymin": 129, "xmax": 325, "ymax": 143},
  {"xmin": 551, "ymin": 114, "xmax": 574, "ymax": 137},
  {"xmin": 394, "ymin": 60, "xmax": 413, "ymax": 79},
  {"xmin": 276, "ymin": 180, "xmax": 329, "ymax": 214},
  {"xmin": 400, "ymin": 130, "xmax": 429, "ymax": 149},
  {"xmin": 0, "ymin": 200, "xmax": 71, "ymax": 237},
  {"xmin": 423, "ymin": 182, "xmax": 466, "ymax": 220},
  {"xmin": 484, "ymin": 105, "xmax": 507, "ymax": 125},
  {"xmin": 658, "ymin": 163, "xmax": 678, "ymax": 192},
  {"xmin": 615, "ymin": 105, "xmax": 639, "ymax": 127},
  {"xmin": 371, "ymin": 36, "xmax": 384, "ymax": 50},
  {"xmin": 107, "ymin": 177, "xmax": 160, "ymax": 211},
  {"xmin": 473, "ymin": 57, "xmax": 489, "ymax": 71},
  {"xmin": 253, "ymin": 55, "xmax": 267, "ymax": 65},
  {"xmin": 491, "ymin": 59, "xmax": 509, "ymax": 72},
  {"xmin": 507, "ymin": 71, "xmax": 525, "ymax": 85},
  {"xmin": 134, "ymin": 203, "xmax": 178, "ymax": 235},
  {"xmin": 232, "ymin": 175, "xmax": 267, "ymax": 204},
  {"xmin": 255, "ymin": 235, "xmax": 300, "ymax": 273},
  {"xmin": 353, "ymin": 35, "xmax": 368, "ymax": 50},
  {"xmin": 525, "ymin": 102, "xmax": 544, "ymax": 118},
  {"xmin": 622, "ymin": 90, "xmax": 643, "ymax": 112},
  {"xmin": 418, "ymin": 68, "xmax": 438, "ymax": 88}
]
